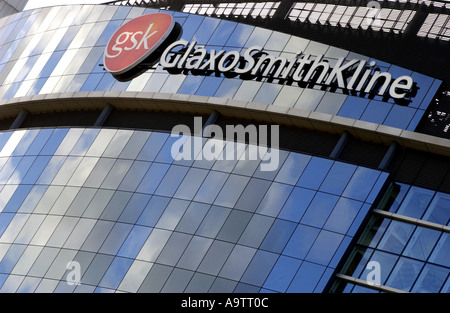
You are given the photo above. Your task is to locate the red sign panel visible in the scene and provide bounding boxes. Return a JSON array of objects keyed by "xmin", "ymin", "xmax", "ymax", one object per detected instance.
[{"xmin": 104, "ymin": 13, "xmax": 174, "ymax": 75}]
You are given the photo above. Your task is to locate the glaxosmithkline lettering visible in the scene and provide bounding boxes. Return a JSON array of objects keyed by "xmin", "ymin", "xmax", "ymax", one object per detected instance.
[
  {"xmin": 104, "ymin": 14, "xmax": 416, "ymax": 101},
  {"xmin": 160, "ymin": 40, "xmax": 414, "ymax": 101}
]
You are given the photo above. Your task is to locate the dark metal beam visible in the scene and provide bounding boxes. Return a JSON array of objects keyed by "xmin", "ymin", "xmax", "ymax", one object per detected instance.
[
  {"xmin": 330, "ymin": 131, "xmax": 350, "ymax": 159},
  {"xmin": 10, "ymin": 109, "xmax": 29, "ymax": 129},
  {"xmin": 94, "ymin": 104, "xmax": 114, "ymax": 127}
]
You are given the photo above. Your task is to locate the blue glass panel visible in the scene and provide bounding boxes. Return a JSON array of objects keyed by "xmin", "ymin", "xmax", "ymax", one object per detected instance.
[
  {"xmin": 196, "ymin": 205, "xmax": 231, "ymax": 238},
  {"xmin": 442, "ymin": 277, "xmax": 450, "ymax": 293},
  {"xmin": 406, "ymin": 109, "xmax": 425, "ymax": 131},
  {"xmin": 179, "ymin": 14, "xmax": 204, "ymax": 42},
  {"xmin": 324, "ymin": 198, "xmax": 362, "ymax": 235},
  {"xmin": 2, "ymin": 185, "xmax": 33, "ymax": 214},
  {"xmin": 197, "ymin": 240, "xmax": 234, "ymax": 276},
  {"xmin": 155, "ymin": 135, "xmax": 183, "ymax": 164},
  {"xmin": 245, "ymin": 27, "xmax": 272, "ymax": 48},
  {"xmin": 156, "ymin": 232, "xmax": 192, "ymax": 266},
  {"xmin": 357, "ymin": 250, "xmax": 397, "ymax": 285},
  {"xmin": 241, "ymin": 250, "xmax": 278, "ymax": 287},
  {"xmin": 40, "ymin": 128, "xmax": 69, "ymax": 155},
  {"xmin": 0, "ymin": 132, "xmax": 12, "ymax": 152},
  {"xmin": 330, "ymin": 235, "xmax": 352, "ymax": 268},
  {"xmin": 360, "ymin": 100, "xmax": 392, "ymax": 125},
  {"xmin": 175, "ymin": 202, "xmax": 210, "ymax": 234},
  {"xmin": 161, "ymin": 268, "xmax": 194, "ymax": 292},
  {"xmin": 235, "ymin": 178, "xmax": 271, "ymax": 213},
  {"xmin": 99, "ymin": 223, "xmax": 133, "ymax": 255},
  {"xmin": 396, "ymin": 186, "xmax": 434, "ymax": 219},
  {"xmin": 192, "ymin": 17, "xmax": 220, "ymax": 44},
  {"xmin": 386, "ymin": 257, "xmax": 424, "ymax": 291},
  {"xmin": 24, "ymin": 129, "xmax": 52, "ymax": 155},
  {"xmin": 3, "ymin": 82, "xmax": 20, "ymax": 99},
  {"xmin": 138, "ymin": 263, "xmax": 171, "ymax": 292},
  {"xmin": 263, "ymin": 255, "xmax": 301, "ymax": 292},
  {"xmin": 38, "ymin": 51, "xmax": 65, "ymax": 78},
  {"xmin": 136, "ymin": 163, "xmax": 170, "ymax": 195},
  {"xmin": 26, "ymin": 78, "xmax": 47, "ymax": 96},
  {"xmin": 319, "ymin": 161, "xmax": 356, "ymax": 195},
  {"xmin": 253, "ymin": 83, "xmax": 282, "ymax": 105},
  {"xmin": 177, "ymin": 75, "xmax": 204, "ymax": 95},
  {"xmin": 111, "ymin": 6, "xmax": 131, "ymax": 20},
  {"xmin": 95, "ymin": 20, "xmax": 122, "ymax": 46},
  {"xmin": 275, "ymin": 153, "xmax": 311, "ymax": 185},
  {"xmin": 35, "ymin": 156, "xmax": 66, "ymax": 184},
  {"xmin": 348, "ymin": 203, "xmax": 372, "ymax": 236},
  {"xmin": 55, "ymin": 26, "xmax": 80, "ymax": 51},
  {"xmin": 214, "ymin": 174, "xmax": 250, "ymax": 208},
  {"xmin": 219, "ymin": 245, "xmax": 256, "ymax": 282},
  {"xmin": 305, "ymin": 230, "xmax": 344, "ymax": 266},
  {"xmin": 377, "ymin": 220, "xmax": 415, "ymax": 254},
  {"xmin": 214, "ymin": 78, "xmax": 241, "ymax": 98},
  {"xmin": 238, "ymin": 214, "xmax": 274, "ymax": 248},
  {"xmin": 217, "ymin": 210, "xmax": 252, "ymax": 243},
  {"xmin": 301, "ymin": 192, "xmax": 339, "ymax": 228},
  {"xmin": 419, "ymin": 79, "xmax": 441, "ymax": 110},
  {"xmin": 226, "ymin": 23, "xmax": 254, "ymax": 47},
  {"xmin": 422, "ymin": 192, "xmax": 450, "ymax": 225},
  {"xmin": 234, "ymin": 283, "xmax": 260, "ymax": 293},
  {"xmin": 195, "ymin": 76, "xmax": 223, "ymax": 97},
  {"xmin": 408, "ymin": 72, "xmax": 434, "ymax": 109},
  {"xmin": 99, "ymin": 257, "xmax": 133, "ymax": 290},
  {"xmin": 21, "ymin": 156, "xmax": 51, "ymax": 185},
  {"xmin": 0, "ymin": 213, "xmax": 14, "ymax": 237},
  {"xmin": 429, "ymin": 233, "xmax": 449, "ymax": 267},
  {"xmin": 155, "ymin": 198, "xmax": 190, "ymax": 230},
  {"xmin": 96, "ymin": 73, "xmax": 117, "ymax": 91},
  {"xmin": 208, "ymin": 20, "xmax": 236, "ymax": 46},
  {"xmin": 412, "ymin": 263, "xmax": 448, "ymax": 293},
  {"xmin": 70, "ymin": 129, "xmax": 100, "ymax": 156},
  {"xmin": 297, "ymin": 157, "xmax": 333, "ymax": 190},
  {"xmin": 0, "ymin": 245, "xmax": 26, "ymax": 273},
  {"xmin": 14, "ymin": 55, "xmax": 39, "ymax": 83},
  {"xmin": 287, "ymin": 261, "xmax": 325, "ymax": 292},
  {"xmin": 403, "ymin": 226, "xmax": 441, "ymax": 261},
  {"xmin": 8, "ymin": 156, "xmax": 37, "ymax": 184},
  {"xmin": 0, "ymin": 157, "xmax": 21, "ymax": 184},
  {"xmin": 136, "ymin": 196, "xmax": 170, "ymax": 227},
  {"xmin": 137, "ymin": 132, "xmax": 169, "ymax": 162},
  {"xmin": 256, "ymin": 182, "xmax": 293, "ymax": 217},
  {"xmin": 117, "ymin": 225, "xmax": 152, "ymax": 259},
  {"xmin": 193, "ymin": 170, "xmax": 229, "ymax": 204},
  {"xmin": 342, "ymin": 167, "xmax": 380, "ymax": 201},
  {"xmin": 260, "ymin": 219, "xmax": 296, "ymax": 253},
  {"xmin": 177, "ymin": 236, "xmax": 213, "ymax": 272},
  {"xmin": 383, "ymin": 105, "xmax": 416, "ymax": 129},
  {"xmin": 366, "ymin": 171, "xmax": 389, "ymax": 204},
  {"xmin": 283, "ymin": 224, "xmax": 320, "ymax": 260},
  {"xmin": 278, "ymin": 187, "xmax": 315, "ymax": 222}
]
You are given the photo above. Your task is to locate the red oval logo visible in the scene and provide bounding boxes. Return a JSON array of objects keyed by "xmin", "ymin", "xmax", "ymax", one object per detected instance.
[{"xmin": 104, "ymin": 13, "xmax": 174, "ymax": 75}]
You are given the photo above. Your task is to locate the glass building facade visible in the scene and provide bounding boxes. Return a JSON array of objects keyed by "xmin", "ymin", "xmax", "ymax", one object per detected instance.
[
  {"xmin": 0, "ymin": 5, "xmax": 441, "ymax": 130},
  {"xmin": 0, "ymin": 128, "xmax": 388, "ymax": 292},
  {"xmin": 0, "ymin": 3, "xmax": 448, "ymax": 293}
]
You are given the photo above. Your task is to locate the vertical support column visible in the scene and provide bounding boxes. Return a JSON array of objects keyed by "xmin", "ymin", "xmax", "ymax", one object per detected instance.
[
  {"xmin": 378, "ymin": 142, "xmax": 399, "ymax": 170},
  {"xmin": 202, "ymin": 110, "xmax": 220, "ymax": 138},
  {"xmin": 272, "ymin": 0, "xmax": 295, "ymax": 20},
  {"xmin": 167, "ymin": 0, "xmax": 184, "ymax": 12},
  {"xmin": 94, "ymin": 104, "xmax": 114, "ymax": 127},
  {"xmin": 10, "ymin": 109, "xmax": 29, "ymax": 129},
  {"xmin": 330, "ymin": 131, "xmax": 350, "ymax": 159},
  {"xmin": 404, "ymin": 4, "xmax": 429, "ymax": 37}
]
